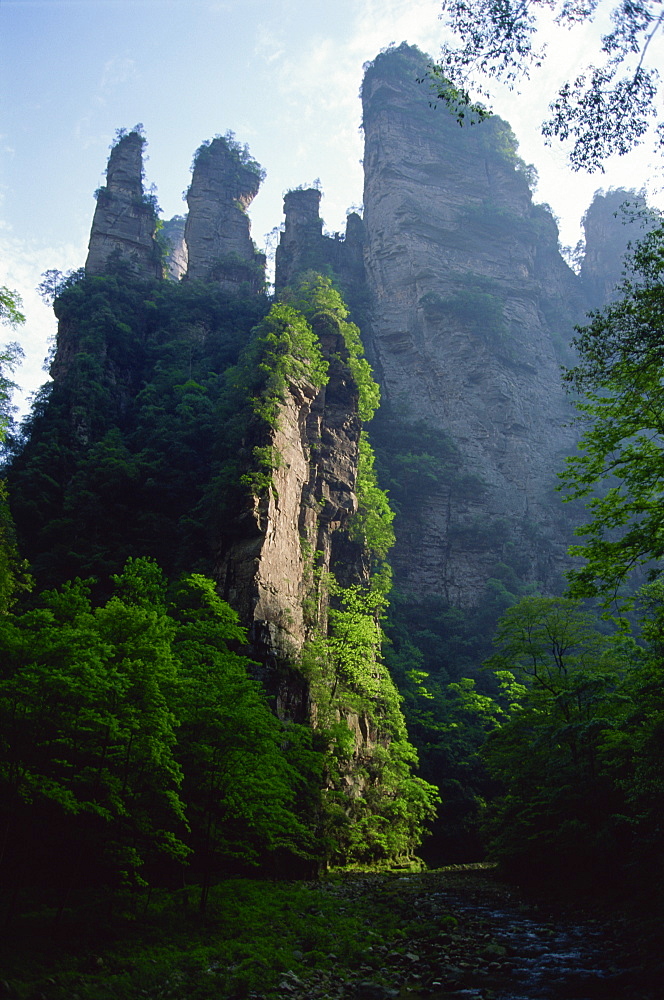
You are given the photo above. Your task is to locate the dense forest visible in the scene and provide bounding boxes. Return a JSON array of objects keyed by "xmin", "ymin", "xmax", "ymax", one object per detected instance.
[
  {"xmin": 1, "ymin": 108, "xmax": 664, "ymax": 996},
  {"xmin": 1, "ymin": 255, "xmax": 443, "ymax": 901}
]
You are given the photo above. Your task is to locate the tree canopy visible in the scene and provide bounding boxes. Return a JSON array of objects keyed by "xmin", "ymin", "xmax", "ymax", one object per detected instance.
[
  {"xmin": 0, "ymin": 557, "xmax": 318, "ymax": 918},
  {"xmin": 559, "ymin": 217, "xmax": 664, "ymax": 604},
  {"xmin": 432, "ymin": 0, "xmax": 664, "ymax": 170},
  {"xmin": 478, "ymin": 594, "xmax": 638, "ymax": 878},
  {"xmin": 0, "ymin": 287, "xmax": 25, "ymax": 329}
]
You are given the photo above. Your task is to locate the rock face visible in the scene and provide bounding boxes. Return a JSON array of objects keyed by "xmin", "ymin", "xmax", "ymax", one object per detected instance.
[
  {"xmin": 275, "ymin": 191, "xmax": 367, "ymax": 315},
  {"xmin": 16, "ymin": 106, "xmax": 652, "ymax": 863},
  {"xmin": 216, "ymin": 312, "xmax": 364, "ymax": 719},
  {"xmin": 580, "ymin": 189, "xmax": 652, "ymax": 309},
  {"xmin": 273, "ymin": 52, "xmax": 649, "ymax": 608},
  {"xmin": 85, "ymin": 131, "xmax": 162, "ymax": 279},
  {"xmin": 78, "ymin": 82, "xmax": 652, "ymax": 629},
  {"xmin": 160, "ymin": 214, "xmax": 188, "ymax": 281},
  {"xmin": 356, "ymin": 45, "xmax": 586, "ymax": 605},
  {"xmin": 184, "ymin": 136, "xmax": 266, "ymax": 291},
  {"xmin": 275, "ymin": 189, "xmax": 327, "ymax": 285}
]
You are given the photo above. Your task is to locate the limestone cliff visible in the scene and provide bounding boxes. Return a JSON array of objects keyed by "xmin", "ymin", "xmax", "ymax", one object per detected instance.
[
  {"xmin": 184, "ymin": 136, "xmax": 266, "ymax": 291},
  {"xmin": 580, "ymin": 189, "xmax": 652, "ymax": 309},
  {"xmin": 85, "ymin": 131, "xmax": 162, "ymax": 279},
  {"xmin": 70, "ymin": 80, "xmax": 653, "ymax": 630},
  {"xmin": 208, "ymin": 294, "xmax": 413, "ymax": 832},
  {"xmin": 356, "ymin": 45, "xmax": 586, "ymax": 605},
  {"xmin": 275, "ymin": 189, "xmax": 328, "ymax": 285},
  {"xmin": 160, "ymin": 214, "xmax": 188, "ymax": 281},
  {"xmin": 275, "ymin": 190, "xmax": 367, "ymax": 316},
  {"xmin": 14, "ymin": 103, "xmax": 647, "ymax": 862},
  {"xmin": 272, "ymin": 49, "xmax": 626, "ymax": 607},
  {"xmin": 216, "ymin": 311, "xmax": 365, "ymax": 719}
]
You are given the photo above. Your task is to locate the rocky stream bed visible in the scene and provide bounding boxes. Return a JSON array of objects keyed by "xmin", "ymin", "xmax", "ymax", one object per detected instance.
[{"xmin": 258, "ymin": 865, "xmax": 660, "ymax": 1000}]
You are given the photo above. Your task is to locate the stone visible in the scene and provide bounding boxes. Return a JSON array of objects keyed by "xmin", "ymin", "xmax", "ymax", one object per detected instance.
[
  {"xmin": 275, "ymin": 191, "xmax": 368, "ymax": 317},
  {"xmin": 184, "ymin": 135, "xmax": 266, "ymax": 291},
  {"xmin": 580, "ymin": 188, "xmax": 654, "ymax": 309},
  {"xmin": 33, "ymin": 91, "xmax": 651, "ymax": 861},
  {"xmin": 85, "ymin": 131, "xmax": 162, "ymax": 279},
  {"xmin": 358, "ymin": 44, "xmax": 587, "ymax": 605},
  {"xmin": 160, "ymin": 214, "xmax": 188, "ymax": 280},
  {"xmin": 354, "ymin": 982, "xmax": 399, "ymax": 1000},
  {"xmin": 215, "ymin": 310, "xmax": 363, "ymax": 707},
  {"xmin": 273, "ymin": 47, "xmax": 645, "ymax": 611}
]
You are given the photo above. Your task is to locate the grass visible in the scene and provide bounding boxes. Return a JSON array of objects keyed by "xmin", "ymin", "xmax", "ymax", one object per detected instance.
[
  {"xmin": 2, "ymin": 863, "xmax": 661, "ymax": 999},
  {"xmin": 0, "ymin": 869, "xmax": 438, "ymax": 999}
]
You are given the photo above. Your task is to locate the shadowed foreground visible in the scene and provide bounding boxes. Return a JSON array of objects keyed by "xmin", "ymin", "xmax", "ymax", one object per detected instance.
[{"xmin": 1, "ymin": 865, "xmax": 659, "ymax": 999}]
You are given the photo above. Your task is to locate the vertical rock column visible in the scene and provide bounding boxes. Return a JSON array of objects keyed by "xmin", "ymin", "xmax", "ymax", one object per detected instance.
[
  {"xmin": 85, "ymin": 131, "xmax": 162, "ymax": 279},
  {"xmin": 360, "ymin": 44, "xmax": 581, "ymax": 603},
  {"xmin": 275, "ymin": 188, "xmax": 326, "ymax": 292},
  {"xmin": 580, "ymin": 189, "xmax": 651, "ymax": 309},
  {"xmin": 275, "ymin": 190, "xmax": 368, "ymax": 311},
  {"xmin": 184, "ymin": 136, "xmax": 266, "ymax": 292},
  {"xmin": 214, "ymin": 311, "xmax": 363, "ymax": 719},
  {"xmin": 160, "ymin": 215, "xmax": 188, "ymax": 281}
]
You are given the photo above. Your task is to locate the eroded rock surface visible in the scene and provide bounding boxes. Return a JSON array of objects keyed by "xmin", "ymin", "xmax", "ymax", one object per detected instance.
[
  {"xmin": 216, "ymin": 313, "xmax": 364, "ymax": 719},
  {"xmin": 275, "ymin": 191, "xmax": 367, "ymax": 316},
  {"xmin": 580, "ymin": 189, "xmax": 653, "ymax": 309},
  {"xmin": 184, "ymin": 136, "xmax": 266, "ymax": 291},
  {"xmin": 160, "ymin": 214, "xmax": 188, "ymax": 281},
  {"xmin": 85, "ymin": 131, "xmax": 162, "ymax": 279},
  {"xmin": 359, "ymin": 45, "xmax": 585, "ymax": 604}
]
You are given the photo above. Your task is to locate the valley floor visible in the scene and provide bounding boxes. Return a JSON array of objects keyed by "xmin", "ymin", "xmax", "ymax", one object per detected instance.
[
  {"xmin": 1, "ymin": 866, "xmax": 660, "ymax": 1000},
  {"xmin": 274, "ymin": 866, "xmax": 661, "ymax": 1000}
]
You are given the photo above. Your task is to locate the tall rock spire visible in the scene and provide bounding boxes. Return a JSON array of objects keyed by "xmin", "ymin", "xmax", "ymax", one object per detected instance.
[
  {"xmin": 274, "ymin": 188, "xmax": 367, "ymax": 313},
  {"xmin": 184, "ymin": 135, "xmax": 266, "ymax": 291},
  {"xmin": 275, "ymin": 188, "xmax": 326, "ymax": 291},
  {"xmin": 360, "ymin": 44, "xmax": 584, "ymax": 604},
  {"xmin": 85, "ymin": 130, "xmax": 162, "ymax": 279},
  {"xmin": 580, "ymin": 189, "xmax": 652, "ymax": 309}
]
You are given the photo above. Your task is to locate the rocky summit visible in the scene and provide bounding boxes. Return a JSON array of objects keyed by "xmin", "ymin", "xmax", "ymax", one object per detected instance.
[
  {"xmin": 52, "ymin": 46, "xmax": 647, "ymax": 632},
  {"xmin": 85, "ymin": 130, "xmax": 162, "ymax": 280}
]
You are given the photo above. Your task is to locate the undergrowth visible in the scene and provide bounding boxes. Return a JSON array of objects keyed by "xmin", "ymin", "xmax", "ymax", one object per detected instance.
[{"xmin": 0, "ymin": 869, "xmax": 439, "ymax": 1000}]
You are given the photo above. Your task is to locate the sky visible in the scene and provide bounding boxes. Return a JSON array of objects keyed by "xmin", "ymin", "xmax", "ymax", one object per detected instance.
[{"xmin": 2, "ymin": 0, "xmax": 663, "ymax": 415}]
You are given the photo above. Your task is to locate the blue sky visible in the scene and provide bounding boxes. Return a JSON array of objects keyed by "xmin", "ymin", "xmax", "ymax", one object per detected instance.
[{"xmin": 2, "ymin": 0, "xmax": 662, "ymax": 413}]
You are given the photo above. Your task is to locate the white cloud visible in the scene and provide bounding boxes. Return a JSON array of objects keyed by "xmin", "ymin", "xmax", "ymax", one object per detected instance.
[
  {"xmin": 350, "ymin": 0, "xmax": 443, "ymax": 56},
  {"xmin": 100, "ymin": 56, "xmax": 138, "ymax": 93},
  {"xmin": 243, "ymin": 0, "xmax": 451, "ymax": 236},
  {"xmin": 254, "ymin": 22, "xmax": 287, "ymax": 65}
]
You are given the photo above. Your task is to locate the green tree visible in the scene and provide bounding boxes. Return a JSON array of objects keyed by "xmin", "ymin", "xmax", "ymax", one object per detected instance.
[
  {"xmin": 170, "ymin": 574, "xmax": 315, "ymax": 907},
  {"xmin": 280, "ymin": 272, "xmax": 380, "ymax": 420},
  {"xmin": 7, "ymin": 270, "xmax": 268, "ymax": 591},
  {"xmin": 0, "ymin": 295, "xmax": 29, "ymax": 611},
  {"xmin": 243, "ymin": 300, "xmax": 329, "ymax": 428},
  {"xmin": 0, "ymin": 336, "xmax": 25, "ymax": 443},
  {"xmin": 598, "ymin": 578, "xmax": 664, "ymax": 886},
  {"xmin": 303, "ymin": 581, "xmax": 440, "ymax": 865},
  {"xmin": 92, "ymin": 559, "xmax": 187, "ymax": 887},
  {"xmin": 432, "ymin": 0, "xmax": 664, "ymax": 170},
  {"xmin": 480, "ymin": 595, "xmax": 629, "ymax": 877},
  {"xmin": 348, "ymin": 434, "xmax": 395, "ymax": 564},
  {"xmin": 37, "ymin": 269, "xmax": 66, "ymax": 305},
  {"xmin": 0, "ymin": 560, "xmax": 188, "ymax": 921},
  {"xmin": 559, "ymin": 217, "xmax": 664, "ymax": 605},
  {"xmin": 0, "ymin": 287, "xmax": 25, "ymax": 330}
]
